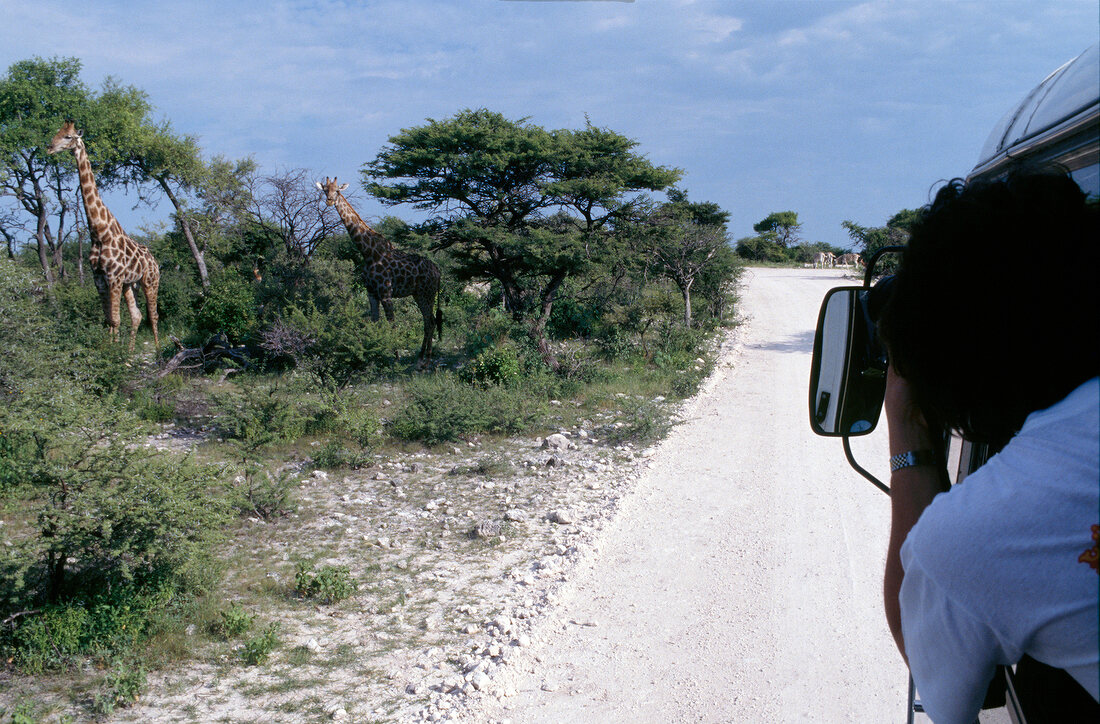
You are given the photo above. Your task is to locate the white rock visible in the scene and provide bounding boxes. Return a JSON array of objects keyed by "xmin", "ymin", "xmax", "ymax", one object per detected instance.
[
  {"xmin": 306, "ymin": 638, "xmax": 322, "ymax": 653},
  {"xmin": 542, "ymin": 433, "xmax": 570, "ymax": 450},
  {"xmin": 469, "ymin": 671, "xmax": 491, "ymax": 691},
  {"xmin": 549, "ymin": 509, "xmax": 573, "ymax": 525},
  {"xmin": 312, "ymin": 470, "xmax": 329, "ymax": 480}
]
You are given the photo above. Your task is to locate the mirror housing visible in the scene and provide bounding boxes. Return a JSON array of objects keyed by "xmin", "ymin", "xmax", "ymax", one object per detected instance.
[{"xmin": 808, "ymin": 285, "xmax": 890, "ymax": 436}]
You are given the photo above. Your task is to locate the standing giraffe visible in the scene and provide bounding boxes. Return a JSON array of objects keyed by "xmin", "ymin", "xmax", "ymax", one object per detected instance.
[
  {"xmin": 316, "ymin": 177, "xmax": 441, "ymax": 361},
  {"xmin": 47, "ymin": 121, "xmax": 160, "ymax": 351}
]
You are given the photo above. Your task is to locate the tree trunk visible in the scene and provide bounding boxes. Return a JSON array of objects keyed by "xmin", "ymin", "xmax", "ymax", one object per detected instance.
[
  {"xmin": 682, "ymin": 280, "xmax": 693, "ymax": 327},
  {"xmin": 531, "ymin": 272, "xmax": 566, "ymax": 371},
  {"xmin": 159, "ymin": 177, "xmax": 210, "ymax": 289},
  {"xmin": 35, "ymin": 208, "xmax": 54, "ymax": 284}
]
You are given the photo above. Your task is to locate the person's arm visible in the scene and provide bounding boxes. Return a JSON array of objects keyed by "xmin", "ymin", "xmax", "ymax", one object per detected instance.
[{"xmin": 883, "ymin": 366, "xmax": 950, "ymax": 661}]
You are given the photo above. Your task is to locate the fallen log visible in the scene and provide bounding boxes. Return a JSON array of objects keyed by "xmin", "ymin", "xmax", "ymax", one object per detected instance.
[{"xmin": 158, "ymin": 333, "xmax": 251, "ymax": 378}]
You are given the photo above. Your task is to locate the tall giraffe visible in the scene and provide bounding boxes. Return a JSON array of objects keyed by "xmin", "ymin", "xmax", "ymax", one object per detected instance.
[
  {"xmin": 316, "ymin": 177, "xmax": 442, "ymax": 362},
  {"xmin": 47, "ymin": 121, "xmax": 160, "ymax": 351}
]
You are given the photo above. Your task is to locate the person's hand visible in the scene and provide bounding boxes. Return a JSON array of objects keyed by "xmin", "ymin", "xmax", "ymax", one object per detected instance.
[{"xmin": 885, "ymin": 364, "xmax": 936, "ymax": 455}]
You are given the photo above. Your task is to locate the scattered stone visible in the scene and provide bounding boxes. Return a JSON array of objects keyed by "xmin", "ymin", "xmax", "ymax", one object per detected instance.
[
  {"xmin": 329, "ymin": 707, "xmax": 347, "ymax": 720},
  {"xmin": 503, "ymin": 509, "xmax": 525, "ymax": 522},
  {"xmin": 407, "ymin": 462, "xmax": 425, "ymax": 473},
  {"xmin": 469, "ymin": 671, "xmax": 491, "ymax": 691},
  {"xmin": 542, "ymin": 433, "xmax": 571, "ymax": 450},
  {"xmin": 472, "ymin": 520, "xmax": 502, "ymax": 539},
  {"xmin": 306, "ymin": 637, "xmax": 322, "ymax": 653},
  {"xmin": 545, "ymin": 456, "xmax": 565, "ymax": 468},
  {"xmin": 548, "ymin": 509, "xmax": 573, "ymax": 525},
  {"xmin": 312, "ymin": 470, "xmax": 329, "ymax": 480}
]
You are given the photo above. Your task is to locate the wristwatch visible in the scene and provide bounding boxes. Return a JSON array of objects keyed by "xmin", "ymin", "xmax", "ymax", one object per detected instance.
[{"xmin": 890, "ymin": 449, "xmax": 937, "ymax": 472}]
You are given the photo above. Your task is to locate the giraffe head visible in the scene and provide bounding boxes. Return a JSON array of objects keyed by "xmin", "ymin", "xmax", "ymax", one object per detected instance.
[
  {"xmin": 316, "ymin": 177, "xmax": 349, "ymax": 206},
  {"xmin": 47, "ymin": 121, "xmax": 83, "ymax": 155}
]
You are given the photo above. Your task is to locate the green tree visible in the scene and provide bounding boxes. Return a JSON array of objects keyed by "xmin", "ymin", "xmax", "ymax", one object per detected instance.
[
  {"xmin": 753, "ymin": 210, "xmax": 802, "ymax": 248},
  {"xmin": 0, "ymin": 57, "xmax": 90, "ymax": 282},
  {"xmin": 118, "ymin": 118, "xmax": 213, "ymax": 288},
  {"xmin": 841, "ymin": 208, "xmax": 919, "ymax": 264},
  {"xmin": 634, "ymin": 189, "xmax": 734, "ymax": 326},
  {"xmin": 364, "ymin": 109, "xmax": 680, "ymax": 367}
]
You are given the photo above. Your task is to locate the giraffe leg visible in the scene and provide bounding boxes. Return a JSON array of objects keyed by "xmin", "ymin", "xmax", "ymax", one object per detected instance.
[
  {"xmin": 381, "ymin": 298, "xmax": 396, "ymax": 322},
  {"xmin": 416, "ymin": 296, "xmax": 435, "ymax": 361},
  {"xmin": 143, "ymin": 275, "xmax": 160, "ymax": 350},
  {"xmin": 94, "ymin": 275, "xmax": 112, "ymax": 341},
  {"xmin": 124, "ymin": 285, "xmax": 141, "ymax": 352},
  {"xmin": 368, "ymin": 294, "xmax": 381, "ymax": 322},
  {"xmin": 107, "ymin": 281, "xmax": 123, "ymax": 344}
]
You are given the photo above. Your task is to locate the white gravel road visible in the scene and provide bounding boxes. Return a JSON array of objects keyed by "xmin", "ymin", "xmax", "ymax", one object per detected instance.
[{"xmin": 475, "ymin": 267, "xmax": 912, "ymax": 723}]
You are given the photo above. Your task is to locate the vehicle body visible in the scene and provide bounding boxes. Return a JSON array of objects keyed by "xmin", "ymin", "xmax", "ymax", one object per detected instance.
[{"xmin": 808, "ymin": 44, "xmax": 1099, "ymax": 724}]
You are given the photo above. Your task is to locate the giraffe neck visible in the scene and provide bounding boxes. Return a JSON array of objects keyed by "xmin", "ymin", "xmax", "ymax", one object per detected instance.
[
  {"xmin": 334, "ymin": 193, "xmax": 392, "ymax": 261},
  {"xmin": 71, "ymin": 141, "xmax": 122, "ymax": 248}
]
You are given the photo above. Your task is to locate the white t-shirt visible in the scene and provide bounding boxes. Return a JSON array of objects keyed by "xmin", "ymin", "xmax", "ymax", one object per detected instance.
[{"xmin": 899, "ymin": 377, "xmax": 1100, "ymax": 724}]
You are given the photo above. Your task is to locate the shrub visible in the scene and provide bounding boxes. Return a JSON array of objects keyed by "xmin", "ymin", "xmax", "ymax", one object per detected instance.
[
  {"xmin": 195, "ymin": 272, "xmax": 258, "ymax": 343},
  {"xmin": 0, "ymin": 386, "xmax": 227, "ymax": 611},
  {"xmin": 388, "ymin": 375, "xmax": 545, "ymax": 444},
  {"xmin": 294, "ymin": 562, "xmax": 356, "ymax": 604},
  {"xmin": 214, "ymin": 383, "xmax": 310, "ymax": 450},
  {"xmin": 240, "ymin": 622, "xmax": 280, "ymax": 666},
  {"xmin": 2, "ymin": 586, "xmax": 170, "ymax": 674},
  {"xmin": 311, "ymin": 439, "xmax": 370, "ymax": 471},
  {"xmin": 460, "ymin": 343, "xmax": 521, "ymax": 387},
  {"xmin": 603, "ymin": 396, "xmax": 675, "ymax": 446},
  {"xmin": 212, "ymin": 603, "xmax": 254, "ymax": 640},
  {"xmin": 92, "ymin": 660, "xmax": 146, "ymax": 716},
  {"xmin": 231, "ymin": 465, "xmax": 299, "ymax": 520},
  {"xmin": 286, "ymin": 299, "xmax": 407, "ymax": 383}
]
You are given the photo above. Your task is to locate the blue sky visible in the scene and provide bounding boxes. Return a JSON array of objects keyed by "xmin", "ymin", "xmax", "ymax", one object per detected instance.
[{"xmin": 2, "ymin": 0, "xmax": 1097, "ymax": 247}]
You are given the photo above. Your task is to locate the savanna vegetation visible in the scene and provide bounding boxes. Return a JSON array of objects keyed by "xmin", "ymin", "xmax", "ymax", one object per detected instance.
[{"xmin": 0, "ymin": 57, "xmax": 744, "ymax": 719}]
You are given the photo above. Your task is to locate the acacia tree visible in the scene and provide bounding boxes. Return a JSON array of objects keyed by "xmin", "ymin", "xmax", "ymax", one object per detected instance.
[
  {"xmin": 118, "ymin": 118, "xmax": 213, "ymax": 287},
  {"xmin": 634, "ymin": 189, "xmax": 733, "ymax": 326},
  {"xmin": 0, "ymin": 57, "xmax": 89, "ymax": 282},
  {"xmin": 363, "ymin": 108, "xmax": 680, "ymax": 367},
  {"xmin": 753, "ymin": 210, "xmax": 802, "ymax": 247},
  {"xmin": 842, "ymin": 208, "xmax": 920, "ymax": 270}
]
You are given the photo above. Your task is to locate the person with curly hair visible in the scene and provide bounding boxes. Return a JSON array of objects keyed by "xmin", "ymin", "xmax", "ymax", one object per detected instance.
[{"xmin": 877, "ymin": 170, "xmax": 1099, "ymax": 723}]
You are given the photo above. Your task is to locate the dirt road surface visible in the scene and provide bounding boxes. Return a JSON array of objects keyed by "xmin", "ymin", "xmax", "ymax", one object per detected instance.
[{"xmin": 475, "ymin": 267, "xmax": 911, "ymax": 723}]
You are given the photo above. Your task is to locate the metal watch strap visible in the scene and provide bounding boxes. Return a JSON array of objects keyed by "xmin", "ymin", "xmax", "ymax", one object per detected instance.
[{"xmin": 890, "ymin": 449, "xmax": 937, "ymax": 472}]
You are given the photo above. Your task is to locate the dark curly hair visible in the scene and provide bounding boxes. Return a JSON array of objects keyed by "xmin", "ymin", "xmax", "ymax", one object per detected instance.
[{"xmin": 877, "ymin": 169, "xmax": 1099, "ymax": 449}]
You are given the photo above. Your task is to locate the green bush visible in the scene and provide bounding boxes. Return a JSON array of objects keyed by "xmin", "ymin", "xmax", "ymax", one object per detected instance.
[
  {"xmin": 603, "ymin": 396, "xmax": 674, "ymax": 446},
  {"xmin": 2, "ymin": 587, "xmax": 170, "ymax": 674},
  {"xmin": 311, "ymin": 439, "xmax": 370, "ymax": 471},
  {"xmin": 195, "ymin": 272, "xmax": 258, "ymax": 343},
  {"xmin": 231, "ymin": 465, "xmax": 298, "ymax": 519},
  {"xmin": 388, "ymin": 375, "xmax": 546, "ymax": 444},
  {"xmin": 2, "ymin": 701, "xmax": 40, "ymax": 724},
  {"xmin": 460, "ymin": 343, "xmax": 522, "ymax": 387},
  {"xmin": 48, "ymin": 278, "xmax": 102, "ymax": 329},
  {"xmin": 240, "ymin": 622, "xmax": 280, "ymax": 666},
  {"xmin": 212, "ymin": 603, "xmax": 254, "ymax": 640},
  {"xmin": 214, "ymin": 383, "xmax": 310, "ymax": 449},
  {"xmin": 92, "ymin": 660, "xmax": 146, "ymax": 716},
  {"xmin": 285, "ymin": 299, "xmax": 407, "ymax": 382},
  {"xmin": 294, "ymin": 562, "xmax": 356, "ymax": 604},
  {"xmin": 0, "ymin": 386, "xmax": 227, "ymax": 608}
]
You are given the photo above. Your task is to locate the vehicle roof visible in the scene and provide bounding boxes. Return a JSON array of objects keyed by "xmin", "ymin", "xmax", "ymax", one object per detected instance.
[{"xmin": 971, "ymin": 43, "xmax": 1099, "ymax": 182}]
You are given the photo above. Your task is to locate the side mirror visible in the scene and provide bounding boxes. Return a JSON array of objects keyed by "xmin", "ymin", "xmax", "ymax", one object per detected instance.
[{"xmin": 808, "ymin": 286, "xmax": 888, "ymax": 436}]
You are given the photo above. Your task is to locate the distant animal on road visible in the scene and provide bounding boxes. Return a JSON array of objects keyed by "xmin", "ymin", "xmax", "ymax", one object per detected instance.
[
  {"xmin": 836, "ymin": 253, "xmax": 862, "ymax": 268},
  {"xmin": 812, "ymin": 252, "xmax": 834, "ymax": 268}
]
